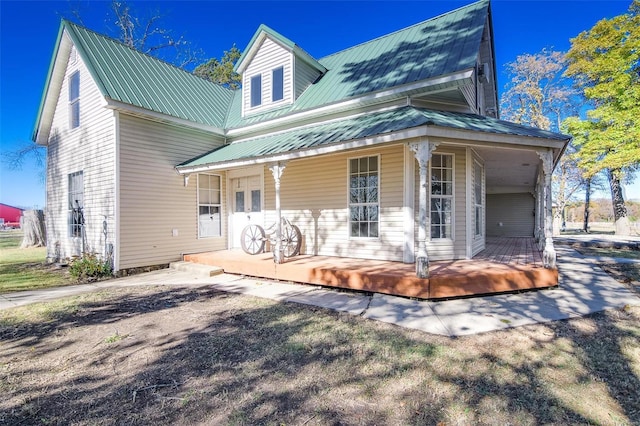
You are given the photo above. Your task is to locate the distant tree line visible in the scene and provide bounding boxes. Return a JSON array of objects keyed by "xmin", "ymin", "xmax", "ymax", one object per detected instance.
[{"xmin": 564, "ymin": 199, "xmax": 640, "ymax": 224}]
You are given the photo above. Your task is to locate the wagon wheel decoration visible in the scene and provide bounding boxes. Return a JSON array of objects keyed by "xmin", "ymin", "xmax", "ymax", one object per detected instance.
[
  {"xmin": 282, "ymin": 224, "xmax": 302, "ymax": 257},
  {"xmin": 240, "ymin": 224, "xmax": 266, "ymax": 255}
]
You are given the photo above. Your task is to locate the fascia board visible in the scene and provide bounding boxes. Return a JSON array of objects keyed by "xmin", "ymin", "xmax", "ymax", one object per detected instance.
[
  {"xmin": 104, "ymin": 98, "xmax": 226, "ymax": 135},
  {"xmin": 32, "ymin": 24, "xmax": 68, "ymax": 144},
  {"xmin": 226, "ymin": 69, "xmax": 475, "ymax": 138},
  {"xmin": 235, "ymin": 31, "xmax": 268, "ymax": 74},
  {"xmin": 426, "ymin": 126, "xmax": 570, "ymax": 150}
]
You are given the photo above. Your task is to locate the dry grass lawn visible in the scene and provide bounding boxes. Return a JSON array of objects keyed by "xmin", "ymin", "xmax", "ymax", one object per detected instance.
[{"xmin": 1, "ymin": 285, "xmax": 639, "ymax": 425}]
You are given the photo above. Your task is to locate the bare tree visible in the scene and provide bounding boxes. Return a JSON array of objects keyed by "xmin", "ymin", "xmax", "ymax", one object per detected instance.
[{"xmin": 500, "ymin": 49, "xmax": 586, "ymax": 233}]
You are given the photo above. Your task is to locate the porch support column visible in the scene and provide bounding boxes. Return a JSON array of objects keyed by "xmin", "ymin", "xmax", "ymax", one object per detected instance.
[
  {"xmin": 534, "ymin": 179, "xmax": 541, "ymax": 246},
  {"xmin": 409, "ymin": 139, "xmax": 439, "ymax": 278},
  {"xmin": 538, "ymin": 149, "xmax": 556, "ymax": 269},
  {"xmin": 269, "ymin": 161, "xmax": 287, "ymax": 264}
]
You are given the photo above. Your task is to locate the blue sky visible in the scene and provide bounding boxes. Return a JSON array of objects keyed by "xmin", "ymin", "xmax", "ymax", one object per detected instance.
[{"xmin": 1, "ymin": 0, "xmax": 637, "ymax": 209}]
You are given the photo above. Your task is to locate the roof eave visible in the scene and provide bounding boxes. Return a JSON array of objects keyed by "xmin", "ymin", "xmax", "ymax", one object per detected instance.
[
  {"xmin": 105, "ymin": 98, "xmax": 226, "ymax": 135},
  {"xmin": 226, "ymin": 68, "xmax": 475, "ymax": 138},
  {"xmin": 176, "ymin": 125, "xmax": 429, "ymax": 174},
  {"xmin": 176, "ymin": 110, "xmax": 571, "ymax": 175},
  {"xmin": 32, "ymin": 22, "xmax": 67, "ymax": 144}
]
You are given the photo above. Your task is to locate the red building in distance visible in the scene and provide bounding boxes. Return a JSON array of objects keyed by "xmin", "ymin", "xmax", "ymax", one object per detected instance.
[{"xmin": 0, "ymin": 203, "xmax": 24, "ymax": 229}]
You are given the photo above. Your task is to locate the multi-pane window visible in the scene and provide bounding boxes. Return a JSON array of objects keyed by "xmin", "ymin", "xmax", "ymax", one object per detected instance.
[
  {"xmin": 430, "ymin": 154, "xmax": 453, "ymax": 239},
  {"xmin": 272, "ymin": 67, "xmax": 284, "ymax": 102},
  {"xmin": 198, "ymin": 174, "xmax": 222, "ymax": 238},
  {"xmin": 69, "ymin": 71, "xmax": 80, "ymax": 128},
  {"xmin": 250, "ymin": 74, "xmax": 262, "ymax": 107},
  {"xmin": 68, "ymin": 171, "xmax": 84, "ymax": 238},
  {"xmin": 474, "ymin": 161, "xmax": 483, "ymax": 237},
  {"xmin": 349, "ymin": 156, "xmax": 379, "ymax": 238}
]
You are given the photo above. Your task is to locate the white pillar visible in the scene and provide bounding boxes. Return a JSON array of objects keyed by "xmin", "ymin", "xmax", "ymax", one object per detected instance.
[
  {"xmin": 409, "ymin": 139, "xmax": 439, "ymax": 278},
  {"xmin": 538, "ymin": 150, "xmax": 556, "ymax": 269},
  {"xmin": 269, "ymin": 162, "xmax": 287, "ymax": 264}
]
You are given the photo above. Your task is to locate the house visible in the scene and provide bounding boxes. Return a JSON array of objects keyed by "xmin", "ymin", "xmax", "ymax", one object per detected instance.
[
  {"xmin": 33, "ymin": 0, "xmax": 570, "ymax": 294},
  {"xmin": 0, "ymin": 203, "xmax": 24, "ymax": 229}
]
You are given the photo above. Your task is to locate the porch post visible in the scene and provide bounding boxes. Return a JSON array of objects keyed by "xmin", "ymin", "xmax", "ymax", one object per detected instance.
[
  {"xmin": 409, "ymin": 139, "xmax": 439, "ymax": 278},
  {"xmin": 538, "ymin": 150, "xmax": 556, "ymax": 269},
  {"xmin": 534, "ymin": 178, "xmax": 542, "ymax": 246},
  {"xmin": 269, "ymin": 161, "xmax": 287, "ymax": 264}
]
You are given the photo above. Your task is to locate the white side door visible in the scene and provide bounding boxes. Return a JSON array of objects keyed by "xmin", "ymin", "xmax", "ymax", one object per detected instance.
[{"xmin": 231, "ymin": 175, "xmax": 263, "ymax": 249}]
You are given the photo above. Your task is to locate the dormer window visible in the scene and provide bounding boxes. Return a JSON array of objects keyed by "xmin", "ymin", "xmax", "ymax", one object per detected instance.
[
  {"xmin": 250, "ymin": 75, "xmax": 262, "ymax": 107},
  {"xmin": 272, "ymin": 67, "xmax": 284, "ymax": 102},
  {"xmin": 236, "ymin": 26, "xmax": 327, "ymax": 117}
]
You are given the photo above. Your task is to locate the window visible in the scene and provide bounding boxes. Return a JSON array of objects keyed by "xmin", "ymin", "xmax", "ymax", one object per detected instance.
[
  {"xmin": 272, "ymin": 66, "xmax": 284, "ymax": 102},
  {"xmin": 349, "ymin": 156, "xmax": 379, "ymax": 238},
  {"xmin": 430, "ymin": 154, "xmax": 453, "ymax": 239},
  {"xmin": 198, "ymin": 174, "xmax": 222, "ymax": 238},
  {"xmin": 68, "ymin": 171, "xmax": 84, "ymax": 238},
  {"xmin": 474, "ymin": 161, "xmax": 483, "ymax": 237},
  {"xmin": 69, "ymin": 71, "xmax": 80, "ymax": 128},
  {"xmin": 250, "ymin": 74, "xmax": 262, "ymax": 107}
]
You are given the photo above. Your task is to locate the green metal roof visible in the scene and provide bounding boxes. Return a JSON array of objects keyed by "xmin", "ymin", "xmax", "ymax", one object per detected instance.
[
  {"xmin": 63, "ymin": 21, "xmax": 235, "ymax": 128},
  {"xmin": 178, "ymin": 106, "xmax": 570, "ymax": 170},
  {"xmin": 37, "ymin": 2, "xmax": 490, "ymax": 135},
  {"xmin": 224, "ymin": 0, "xmax": 490, "ymax": 128}
]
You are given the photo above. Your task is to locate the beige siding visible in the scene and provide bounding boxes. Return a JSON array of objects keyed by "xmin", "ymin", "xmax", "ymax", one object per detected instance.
[
  {"xmin": 118, "ymin": 114, "xmax": 227, "ymax": 270},
  {"xmin": 243, "ymin": 38, "xmax": 293, "ymax": 115},
  {"xmin": 45, "ymin": 43, "xmax": 116, "ymax": 263},
  {"xmin": 414, "ymin": 146, "xmax": 467, "ymax": 260},
  {"xmin": 262, "ymin": 145, "xmax": 405, "ymax": 261},
  {"xmin": 294, "ymin": 58, "xmax": 323, "ymax": 100},
  {"xmin": 486, "ymin": 193, "xmax": 535, "ymax": 237}
]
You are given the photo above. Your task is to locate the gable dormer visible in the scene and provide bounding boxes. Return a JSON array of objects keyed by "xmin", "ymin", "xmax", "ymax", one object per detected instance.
[{"xmin": 235, "ymin": 25, "xmax": 326, "ymax": 117}]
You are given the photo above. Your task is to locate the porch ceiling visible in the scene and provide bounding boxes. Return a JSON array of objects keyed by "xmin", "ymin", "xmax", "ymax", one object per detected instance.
[{"xmin": 475, "ymin": 146, "xmax": 541, "ymax": 194}]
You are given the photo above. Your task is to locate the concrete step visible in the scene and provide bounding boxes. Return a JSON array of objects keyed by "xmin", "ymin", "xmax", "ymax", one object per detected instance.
[{"xmin": 169, "ymin": 261, "xmax": 224, "ymax": 277}]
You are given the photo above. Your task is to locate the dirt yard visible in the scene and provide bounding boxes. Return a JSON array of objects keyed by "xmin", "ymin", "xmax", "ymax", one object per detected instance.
[{"xmin": 2, "ymin": 284, "xmax": 639, "ymax": 425}]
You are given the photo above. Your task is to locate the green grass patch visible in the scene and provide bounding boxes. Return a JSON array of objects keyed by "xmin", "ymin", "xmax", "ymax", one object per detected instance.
[
  {"xmin": 0, "ymin": 231, "xmax": 74, "ymax": 292},
  {"xmin": 104, "ymin": 332, "xmax": 129, "ymax": 344},
  {"xmin": 0, "ymin": 231, "xmax": 23, "ymax": 249}
]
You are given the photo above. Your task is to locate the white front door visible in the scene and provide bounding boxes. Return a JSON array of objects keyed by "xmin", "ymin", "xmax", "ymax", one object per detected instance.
[{"xmin": 231, "ymin": 175, "xmax": 263, "ymax": 249}]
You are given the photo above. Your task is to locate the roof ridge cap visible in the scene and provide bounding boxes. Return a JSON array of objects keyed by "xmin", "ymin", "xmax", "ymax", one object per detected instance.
[
  {"xmin": 319, "ymin": 0, "xmax": 488, "ymax": 61},
  {"xmin": 62, "ymin": 19, "xmax": 234, "ymax": 92}
]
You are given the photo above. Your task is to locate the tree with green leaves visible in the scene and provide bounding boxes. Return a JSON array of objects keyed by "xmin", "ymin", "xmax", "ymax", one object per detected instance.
[
  {"xmin": 563, "ymin": 0, "xmax": 640, "ymax": 235},
  {"xmin": 194, "ymin": 45, "xmax": 242, "ymax": 89}
]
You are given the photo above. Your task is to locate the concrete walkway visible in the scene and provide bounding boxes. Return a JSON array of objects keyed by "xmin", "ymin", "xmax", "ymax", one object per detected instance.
[{"xmin": 1, "ymin": 247, "xmax": 639, "ymax": 337}]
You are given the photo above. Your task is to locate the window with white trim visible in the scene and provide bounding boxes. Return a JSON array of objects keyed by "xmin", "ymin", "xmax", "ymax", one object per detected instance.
[
  {"xmin": 272, "ymin": 66, "xmax": 284, "ymax": 102},
  {"xmin": 198, "ymin": 174, "xmax": 221, "ymax": 238},
  {"xmin": 430, "ymin": 154, "xmax": 453, "ymax": 239},
  {"xmin": 474, "ymin": 161, "xmax": 484, "ymax": 237},
  {"xmin": 349, "ymin": 156, "xmax": 379, "ymax": 238},
  {"xmin": 69, "ymin": 71, "xmax": 80, "ymax": 128},
  {"xmin": 250, "ymin": 74, "xmax": 262, "ymax": 107},
  {"xmin": 68, "ymin": 171, "xmax": 84, "ymax": 238}
]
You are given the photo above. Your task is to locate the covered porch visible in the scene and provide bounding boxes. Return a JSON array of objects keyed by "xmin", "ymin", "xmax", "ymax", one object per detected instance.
[{"xmin": 184, "ymin": 237, "xmax": 558, "ymax": 300}]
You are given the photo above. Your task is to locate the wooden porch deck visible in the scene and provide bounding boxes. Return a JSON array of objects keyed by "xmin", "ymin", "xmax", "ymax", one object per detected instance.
[{"xmin": 184, "ymin": 237, "xmax": 557, "ymax": 300}]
